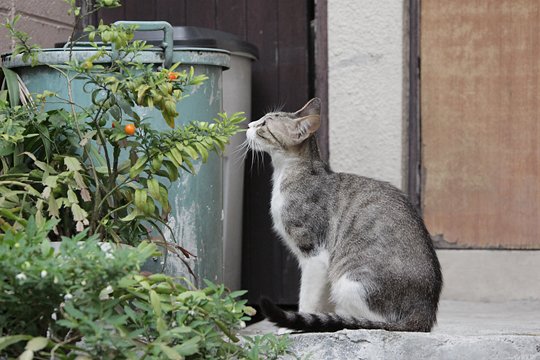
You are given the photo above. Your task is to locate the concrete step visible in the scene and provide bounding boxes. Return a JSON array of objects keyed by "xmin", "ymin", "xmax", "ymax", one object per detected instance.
[{"xmin": 242, "ymin": 300, "xmax": 540, "ymax": 359}]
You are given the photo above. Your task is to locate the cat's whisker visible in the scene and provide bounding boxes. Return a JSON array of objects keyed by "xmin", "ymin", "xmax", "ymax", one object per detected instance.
[
  {"xmin": 271, "ymin": 101, "xmax": 286, "ymax": 114},
  {"xmin": 233, "ymin": 146, "xmax": 250, "ymax": 168},
  {"xmin": 231, "ymin": 139, "xmax": 249, "ymax": 155}
]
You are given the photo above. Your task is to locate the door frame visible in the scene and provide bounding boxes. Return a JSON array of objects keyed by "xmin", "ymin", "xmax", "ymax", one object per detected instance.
[{"xmin": 408, "ymin": 0, "xmax": 422, "ymax": 212}]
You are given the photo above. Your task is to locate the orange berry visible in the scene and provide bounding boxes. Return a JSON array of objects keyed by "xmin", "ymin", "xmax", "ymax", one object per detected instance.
[
  {"xmin": 124, "ymin": 123, "xmax": 136, "ymax": 136},
  {"xmin": 168, "ymin": 72, "xmax": 179, "ymax": 80}
]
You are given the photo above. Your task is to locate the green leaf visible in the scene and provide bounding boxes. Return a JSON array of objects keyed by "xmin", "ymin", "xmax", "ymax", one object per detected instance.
[
  {"xmin": 157, "ymin": 343, "xmax": 183, "ymax": 360},
  {"xmin": 149, "ymin": 290, "xmax": 162, "ymax": 317},
  {"xmin": 120, "ymin": 208, "xmax": 142, "ymax": 222},
  {"xmin": 164, "ymin": 160, "xmax": 178, "ymax": 181},
  {"xmin": 64, "ymin": 156, "xmax": 82, "ymax": 171},
  {"xmin": 67, "ymin": 189, "xmax": 79, "ymax": 204},
  {"xmin": 193, "ymin": 142, "xmax": 208, "ymax": 163},
  {"xmin": 163, "ymin": 112, "xmax": 175, "ymax": 128},
  {"xmin": 129, "ymin": 155, "xmax": 148, "ymax": 179},
  {"xmin": 0, "ymin": 335, "xmax": 31, "ymax": 351},
  {"xmin": 169, "ymin": 148, "xmax": 183, "ymax": 166},
  {"xmin": 71, "ymin": 203, "xmax": 88, "ymax": 222},
  {"xmin": 64, "ymin": 302, "xmax": 85, "ymax": 320},
  {"xmin": 117, "ymin": 96, "xmax": 135, "ymax": 117},
  {"xmin": 36, "ymin": 124, "xmax": 52, "ymax": 161},
  {"xmin": 1, "ymin": 66, "xmax": 20, "ymax": 107},
  {"xmin": 182, "ymin": 158, "xmax": 195, "ymax": 174},
  {"xmin": 184, "ymin": 145, "xmax": 198, "ymax": 160},
  {"xmin": 174, "ymin": 336, "xmax": 201, "ymax": 356},
  {"xmin": 47, "ymin": 192, "xmax": 59, "ymax": 218},
  {"xmin": 25, "ymin": 337, "xmax": 48, "ymax": 352},
  {"xmin": 229, "ymin": 290, "xmax": 248, "ymax": 298},
  {"xmin": 43, "ymin": 175, "xmax": 58, "ymax": 188},
  {"xmin": 147, "ymin": 178, "xmax": 160, "ymax": 201},
  {"xmin": 137, "ymin": 85, "xmax": 150, "ymax": 104},
  {"xmin": 22, "ymin": 152, "xmax": 55, "ymax": 173},
  {"xmin": 19, "ymin": 349, "xmax": 34, "ymax": 360},
  {"xmin": 134, "ymin": 189, "xmax": 147, "ymax": 211}
]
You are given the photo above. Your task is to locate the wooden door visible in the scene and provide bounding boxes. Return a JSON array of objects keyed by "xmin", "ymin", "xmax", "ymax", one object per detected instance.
[{"xmin": 421, "ymin": 1, "xmax": 540, "ymax": 249}]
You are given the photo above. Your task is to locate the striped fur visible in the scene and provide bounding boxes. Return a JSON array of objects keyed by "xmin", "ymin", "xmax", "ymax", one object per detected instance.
[
  {"xmin": 260, "ymin": 298, "xmax": 431, "ymax": 333},
  {"xmin": 248, "ymin": 98, "xmax": 442, "ymax": 333}
]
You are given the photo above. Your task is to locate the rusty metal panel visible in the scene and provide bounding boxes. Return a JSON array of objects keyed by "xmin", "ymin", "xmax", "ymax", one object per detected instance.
[{"xmin": 421, "ymin": 1, "xmax": 540, "ymax": 248}]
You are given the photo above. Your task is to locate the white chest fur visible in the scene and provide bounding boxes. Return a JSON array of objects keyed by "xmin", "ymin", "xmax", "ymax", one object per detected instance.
[{"xmin": 270, "ymin": 156, "xmax": 301, "ymax": 256}]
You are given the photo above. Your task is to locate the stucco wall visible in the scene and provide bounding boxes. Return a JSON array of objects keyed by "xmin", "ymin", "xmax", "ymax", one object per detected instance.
[
  {"xmin": 0, "ymin": 0, "xmax": 73, "ymax": 55},
  {"xmin": 328, "ymin": 0, "xmax": 407, "ymax": 189}
]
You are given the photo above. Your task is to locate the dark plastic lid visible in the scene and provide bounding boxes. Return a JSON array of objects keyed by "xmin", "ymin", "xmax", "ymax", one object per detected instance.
[
  {"xmin": 56, "ymin": 26, "xmax": 258, "ymax": 60},
  {"xmin": 136, "ymin": 26, "xmax": 258, "ymax": 60}
]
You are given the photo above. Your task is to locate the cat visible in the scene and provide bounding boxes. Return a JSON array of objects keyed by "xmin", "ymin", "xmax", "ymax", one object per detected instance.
[{"xmin": 246, "ymin": 98, "xmax": 442, "ymax": 332}]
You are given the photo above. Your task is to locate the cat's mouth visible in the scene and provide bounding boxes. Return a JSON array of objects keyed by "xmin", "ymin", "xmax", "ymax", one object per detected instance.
[{"xmin": 246, "ymin": 127, "xmax": 265, "ymax": 152}]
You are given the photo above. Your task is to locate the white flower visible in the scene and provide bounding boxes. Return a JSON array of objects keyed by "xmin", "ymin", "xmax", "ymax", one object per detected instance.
[
  {"xmin": 53, "ymin": 276, "xmax": 59, "ymax": 284},
  {"xmin": 238, "ymin": 321, "xmax": 246, "ymax": 329},
  {"xmin": 64, "ymin": 293, "xmax": 73, "ymax": 301},
  {"xmin": 81, "ymin": 280, "xmax": 87, "ymax": 286},
  {"xmin": 188, "ymin": 310, "xmax": 196, "ymax": 317},
  {"xmin": 15, "ymin": 273, "xmax": 27, "ymax": 281},
  {"xmin": 105, "ymin": 253, "xmax": 115, "ymax": 260},
  {"xmin": 51, "ymin": 312, "xmax": 57, "ymax": 320},
  {"xmin": 99, "ymin": 243, "xmax": 113, "ymax": 253},
  {"xmin": 40, "ymin": 270, "xmax": 48, "ymax": 278}
]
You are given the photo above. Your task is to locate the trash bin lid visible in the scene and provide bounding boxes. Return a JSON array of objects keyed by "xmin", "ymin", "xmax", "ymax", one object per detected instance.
[{"xmin": 135, "ymin": 26, "xmax": 259, "ymax": 60}]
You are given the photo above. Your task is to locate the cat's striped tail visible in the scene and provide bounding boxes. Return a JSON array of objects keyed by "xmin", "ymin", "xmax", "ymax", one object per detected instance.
[{"xmin": 260, "ymin": 298, "xmax": 424, "ymax": 333}]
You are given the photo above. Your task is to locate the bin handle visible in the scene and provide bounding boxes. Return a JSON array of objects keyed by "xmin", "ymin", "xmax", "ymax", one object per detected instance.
[{"xmin": 113, "ymin": 21, "xmax": 174, "ymax": 68}]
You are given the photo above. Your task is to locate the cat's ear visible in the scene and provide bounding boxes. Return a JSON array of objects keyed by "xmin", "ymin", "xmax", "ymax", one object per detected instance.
[
  {"xmin": 293, "ymin": 114, "xmax": 320, "ymax": 143},
  {"xmin": 294, "ymin": 98, "xmax": 321, "ymax": 117}
]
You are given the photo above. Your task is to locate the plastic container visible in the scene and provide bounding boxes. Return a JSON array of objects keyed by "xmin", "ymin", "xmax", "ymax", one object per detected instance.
[
  {"xmin": 137, "ymin": 26, "xmax": 259, "ymax": 290},
  {"xmin": 2, "ymin": 21, "xmax": 230, "ymax": 286}
]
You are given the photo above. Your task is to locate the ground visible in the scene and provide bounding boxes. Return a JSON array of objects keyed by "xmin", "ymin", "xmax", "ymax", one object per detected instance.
[{"xmin": 242, "ymin": 300, "xmax": 540, "ymax": 359}]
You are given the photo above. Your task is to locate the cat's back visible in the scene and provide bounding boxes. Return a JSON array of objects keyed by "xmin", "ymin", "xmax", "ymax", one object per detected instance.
[
  {"xmin": 329, "ymin": 171, "xmax": 421, "ymax": 222},
  {"xmin": 328, "ymin": 171, "xmax": 440, "ymax": 278}
]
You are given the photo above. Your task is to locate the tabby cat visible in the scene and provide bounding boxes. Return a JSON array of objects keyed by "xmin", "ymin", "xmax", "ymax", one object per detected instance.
[{"xmin": 246, "ymin": 98, "xmax": 442, "ymax": 332}]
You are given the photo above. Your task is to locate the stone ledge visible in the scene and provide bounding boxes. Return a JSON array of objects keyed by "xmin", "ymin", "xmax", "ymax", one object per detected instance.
[
  {"xmin": 244, "ymin": 300, "xmax": 540, "ymax": 359},
  {"xmin": 284, "ymin": 330, "xmax": 540, "ymax": 360}
]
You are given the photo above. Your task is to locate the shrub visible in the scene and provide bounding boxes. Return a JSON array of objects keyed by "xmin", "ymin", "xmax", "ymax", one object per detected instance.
[{"xmin": 0, "ymin": 217, "xmax": 290, "ymax": 359}]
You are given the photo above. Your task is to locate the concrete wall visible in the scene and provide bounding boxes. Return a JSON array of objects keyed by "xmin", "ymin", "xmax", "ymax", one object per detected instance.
[
  {"xmin": 327, "ymin": 0, "xmax": 407, "ymax": 189},
  {"xmin": 0, "ymin": 0, "xmax": 73, "ymax": 55},
  {"xmin": 437, "ymin": 250, "xmax": 540, "ymax": 302}
]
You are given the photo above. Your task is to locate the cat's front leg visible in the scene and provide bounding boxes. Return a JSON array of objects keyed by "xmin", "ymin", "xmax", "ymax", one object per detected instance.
[{"xmin": 298, "ymin": 250, "xmax": 334, "ymax": 313}]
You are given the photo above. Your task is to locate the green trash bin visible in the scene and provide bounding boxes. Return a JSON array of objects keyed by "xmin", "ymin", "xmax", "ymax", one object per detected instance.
[{"xmin": 1, "ymin": 21, "xmax": 230, "ymax": 286}]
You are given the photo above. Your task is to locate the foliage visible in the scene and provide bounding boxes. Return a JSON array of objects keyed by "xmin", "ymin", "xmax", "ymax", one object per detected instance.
[
  {"xmin": 4, "ymin": 15, "xmax": 40, "ymax": 66},
  {"xmin": 0, "ymin": 4, "xmax": 245, "ymax": 245},
  {"xmin": 0, "ymin": 217, "xmax": 291, "ymax": 359}
]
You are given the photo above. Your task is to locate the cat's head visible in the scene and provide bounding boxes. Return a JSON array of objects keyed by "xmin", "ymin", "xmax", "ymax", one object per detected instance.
[{"xmin": 246, "ymin": 98, "xmax": 321, "ymax": 154}]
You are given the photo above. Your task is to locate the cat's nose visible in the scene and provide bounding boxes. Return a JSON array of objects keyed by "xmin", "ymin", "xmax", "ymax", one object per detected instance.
[{"xmin": 249, "ymin": 119, "xmax": 266, "ymax": 128}]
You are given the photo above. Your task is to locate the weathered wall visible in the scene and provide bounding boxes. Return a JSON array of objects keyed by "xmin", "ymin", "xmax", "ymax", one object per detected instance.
[
  {"xmin": 0, "ymin": 0, "xmax": 73, "ymax": 55},
  {"xmin": 328, "ymin": 0, "xmax": 407, "ymax": 189}
]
